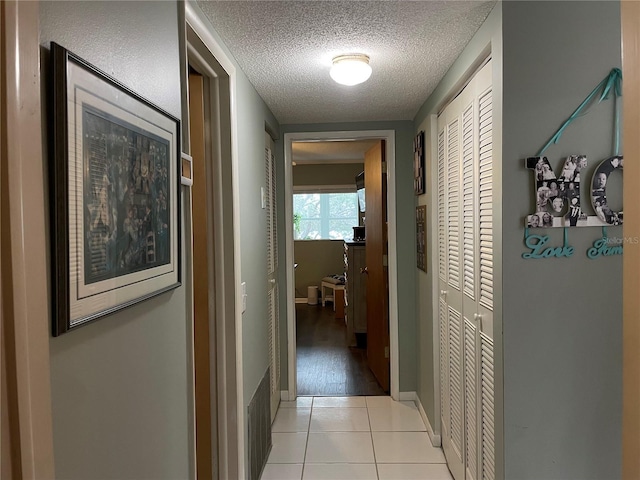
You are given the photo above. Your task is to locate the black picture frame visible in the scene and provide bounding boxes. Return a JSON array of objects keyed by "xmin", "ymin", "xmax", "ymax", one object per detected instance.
[
  {"xmin": 416, "ymin": 205, "xmax": 427, "ymax": 271},
  {"xmin": 414, "ymin": 130, "xmax": 425, "ymax": 195},
  {"xmin": 50, "ymin": 42, "xmax": 181, "ymax": 336}
]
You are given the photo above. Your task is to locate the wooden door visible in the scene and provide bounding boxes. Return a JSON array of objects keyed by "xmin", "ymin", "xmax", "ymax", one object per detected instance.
[
  {"xmin": 438, "ymin": 60, "xmax": 494, "ymax": 480},
  {"xmin": 364, "ymin": 140, "xmax": 390, "ymax": 392},
  {"xmin": 189, "ymin": 69, "xmax": 216, "ymax": 480}
]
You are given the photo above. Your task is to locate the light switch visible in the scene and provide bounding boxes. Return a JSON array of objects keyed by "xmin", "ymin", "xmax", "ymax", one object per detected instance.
[{"xmin": 241, "ymin": 282, "xmax": 247, "ymax": 312}]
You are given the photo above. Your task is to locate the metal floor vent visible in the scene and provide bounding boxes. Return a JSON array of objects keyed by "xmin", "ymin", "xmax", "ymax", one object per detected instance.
[{"xmin": 248, "ymin": 367, "xmax": 272, "ymax": 480}]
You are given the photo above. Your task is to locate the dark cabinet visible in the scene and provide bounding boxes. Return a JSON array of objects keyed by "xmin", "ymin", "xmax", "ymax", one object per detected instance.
[{"xmin": 344, "ymin": 241, "xmax": 367, "ymax": 346}]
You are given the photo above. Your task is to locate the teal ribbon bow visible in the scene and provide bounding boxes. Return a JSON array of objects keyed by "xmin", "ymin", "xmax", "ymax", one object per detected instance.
[{"xmin": 537, "ymin": 68, "xmax": 623, "ymax": 156}]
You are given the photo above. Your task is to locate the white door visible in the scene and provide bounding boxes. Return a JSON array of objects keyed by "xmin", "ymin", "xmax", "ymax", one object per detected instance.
[
  {"xmin": 265, "ymin": 132, "xmax": 280, "ymax": 421},
  {"xmin": 438, "ymin": 59, "xmax": 495, "ymax": 480}
]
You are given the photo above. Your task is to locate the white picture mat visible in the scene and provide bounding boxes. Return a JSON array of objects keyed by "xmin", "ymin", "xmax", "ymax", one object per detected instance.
[{"xmin": 66, "ymin": 61, "xmax": 179, "ymax": 326}]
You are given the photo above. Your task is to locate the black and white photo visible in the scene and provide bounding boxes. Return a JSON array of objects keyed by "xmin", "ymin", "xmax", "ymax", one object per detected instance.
[{"xmin": 591, "ymin": 155, "xmax": 623, "ymax": 225}]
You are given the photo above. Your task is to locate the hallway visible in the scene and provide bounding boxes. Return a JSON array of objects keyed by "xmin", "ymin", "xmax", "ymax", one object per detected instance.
[{"xmin": 263, "ymin": 396, "xmax": 452, "ymax": 480}]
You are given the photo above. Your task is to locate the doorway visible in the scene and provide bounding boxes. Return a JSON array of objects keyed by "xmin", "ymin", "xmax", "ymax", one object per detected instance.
[
  {"xmin": 186, "ymin": 7, "xmax": 244, "ymax": 478},
  {"xmin": 284, "ymin": 130, "xmax": 400, "ymax": 401},
  {"xmin": 291, "ymin": 139, "xmax": 381, "ymax": 396},
  {"xmin": 188, "ymin": 66, "xmax": 217, "ymax": 480}
]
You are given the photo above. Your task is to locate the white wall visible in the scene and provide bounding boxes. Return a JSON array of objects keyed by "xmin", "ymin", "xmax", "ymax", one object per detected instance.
[{"xmin": 41, "ymin": 2, "xmax": 192, "ymax": 478}]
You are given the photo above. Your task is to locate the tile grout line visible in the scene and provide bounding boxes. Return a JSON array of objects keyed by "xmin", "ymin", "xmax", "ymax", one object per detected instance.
[
  {"xmin": 365, "ymin": 397, "xmax": 381, "ymax": 480},
  {"xmin": 300, "ymin": 396, "xmax": 315, "ymax": 480}
]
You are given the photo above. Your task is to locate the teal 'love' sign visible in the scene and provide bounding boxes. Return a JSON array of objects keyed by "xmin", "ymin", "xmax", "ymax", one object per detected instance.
[{"xmin": 522, "ymin": 232, "xmax": 574, "ymax": 259}]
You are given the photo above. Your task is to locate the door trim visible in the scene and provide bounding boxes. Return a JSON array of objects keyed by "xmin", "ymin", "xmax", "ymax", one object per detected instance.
[
  {"xmin": 186, "ymin": 4, "xmax": 245, "ymax": 479},
  {"xmin": 1, "ymin": 1, "xmax": 55, "ymax": 477},
  {"xmin": 284, "ymin": 130, "xmax": 399, "ymax": 400},
  {"xmin": 622, "ymin": 2, "xmax": 640, "ymax": 478}
]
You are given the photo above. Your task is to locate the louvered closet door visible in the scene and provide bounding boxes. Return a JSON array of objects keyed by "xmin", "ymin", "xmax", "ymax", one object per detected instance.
[
  {"xmin": 438, "ymin": 59, "xmax": 494, "ymax": 480},
  {"xmin": 265, "ymin": 132, "xmax": 280, "ymax": 422},
  {"xmin": 476, "ymin": 64, "xmax": 495, "ymax": 480},
  {"xmin": 438, "ymin": 87, "xmax": 465, "ymax": 480}
]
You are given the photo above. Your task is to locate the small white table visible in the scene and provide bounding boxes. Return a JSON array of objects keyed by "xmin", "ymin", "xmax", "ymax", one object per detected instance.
[{"xmin": 320, "ymin": 279, "xmax": 345, "ymax": 311}]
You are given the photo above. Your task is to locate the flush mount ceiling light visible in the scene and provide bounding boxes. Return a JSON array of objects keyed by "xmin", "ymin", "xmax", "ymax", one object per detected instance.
[{"xmin": 330, "ymin": 54, "xmax": 372, "ymax": 86}]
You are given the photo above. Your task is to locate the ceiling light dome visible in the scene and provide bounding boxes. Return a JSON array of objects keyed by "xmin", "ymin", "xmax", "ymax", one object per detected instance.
[{"xmin": 330, "ymin": 54, "xmax": 372, "ymax": 86}]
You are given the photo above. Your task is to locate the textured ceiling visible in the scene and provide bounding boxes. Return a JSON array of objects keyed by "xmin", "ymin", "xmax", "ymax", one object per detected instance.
[{"xmin": 197, "ymin": 0, "xmax": 496, "ymax": 124}]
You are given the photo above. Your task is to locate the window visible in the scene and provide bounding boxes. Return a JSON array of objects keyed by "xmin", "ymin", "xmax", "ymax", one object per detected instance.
[{"xmin": 293, "ymin": 192, "xmax": 359, "ymax": 240}]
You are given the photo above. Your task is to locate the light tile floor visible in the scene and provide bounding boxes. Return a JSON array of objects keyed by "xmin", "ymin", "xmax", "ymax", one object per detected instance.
[{"xmin": 263, "ymin": 396, "xmax": 453, "ymax": 480}]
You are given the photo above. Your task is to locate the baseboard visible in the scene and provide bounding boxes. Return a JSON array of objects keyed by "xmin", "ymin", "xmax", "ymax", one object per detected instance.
[
  {"xmin": 398, "ymin": 391, "xmax": 416, "ymax": 401},
  {"xmin": 295, "ymin": 297, "xmax": 308, "ymax": 304},
  {"xmin": 400, "ymin": 391, "xmax": 441, "ymax": 447}
]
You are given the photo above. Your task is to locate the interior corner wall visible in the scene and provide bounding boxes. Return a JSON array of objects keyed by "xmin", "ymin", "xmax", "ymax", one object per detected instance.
[
  {"xmin": 40, "ymin": 2, "xmax": 191, "ymax": 479},
  {"xmin": 279, "ymin": 121, "xmax": 417, "ymax": 393},
  {"xmin": 502, "ymin": 1, "xmax": 622, "ymax": 478}
]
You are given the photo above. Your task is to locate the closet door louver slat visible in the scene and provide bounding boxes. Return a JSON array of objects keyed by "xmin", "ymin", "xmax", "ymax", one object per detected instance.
[
  {"xmin": 447, "ymin": 120, "xmax": 461, "ymax": 290},
  {"xmin": 266, "ymin": 148, "xmax": 273, "ymax": 274},
  {"xmin": 478, "ymin": 89, "xmax": 493, "ymax": 312},
  {"xmin": 462, "ymin": 104, "xmax": 475, "ymax": 301},
  {"xmin": 464, "ymin": 318, "xmax": 479, "ymax": 480},
  {"xmin": 270, "ymin": 285, "xmax": 280, "ymax": 395},
  {"xmin": 481, "ymin": 332, "xmax": 495, "ymax": 480},
  {"xmin": 440, "ymin": 299, "xmax": 450, "ymax": 439},
  {"xmin": 270, "ymin": 150, "xmax": 278, "ymax": 271},
  {"xmin": 438, "ymin": 130, "xmax": 447, "ymax": 283},
  {"xmin": 448, "ymin": 307, "xmax": 464, "ymax": 458}
]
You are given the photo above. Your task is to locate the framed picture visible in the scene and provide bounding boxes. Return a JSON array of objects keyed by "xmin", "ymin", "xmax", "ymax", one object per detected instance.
[
  {"xmin": 50, "ymin": 42, "xmax": 181, "ymax": 335},
  {"xmin": 416, "ymin": 205, "xmax": 427, "ymax": 271},
  {"xmin": 414, "ymin": 130, "xmax": 425, "ymax": 195}
]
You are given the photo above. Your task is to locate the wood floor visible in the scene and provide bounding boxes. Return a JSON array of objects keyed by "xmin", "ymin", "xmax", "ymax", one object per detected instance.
[{"xmin": 296, "ymin": 303, "xmax": 386, "ymax": 397}]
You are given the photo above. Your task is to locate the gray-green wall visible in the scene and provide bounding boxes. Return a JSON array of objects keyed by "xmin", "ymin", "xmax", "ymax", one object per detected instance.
[
  {"xmin": 41, "ymin": 2, "xmax": 192, "ymax": 478},
  {"xmin": 278, "ymin": 121, "xmax": 417, "ymax": 393},
  {"xmin": 42, "ymin": 2, "xmax": 282, "ymax": 476},
  {"xmin": 502, "ymin": 2, "xmax": 621, "ymax": 478},
  {"xmin": 233, "ymin": 35, "xmax": 280, "ymax": 410},
  {"xmin": 293, "ymin": 163, "xmax": 364, "ymax": 186},
  {"xmin": 294, "ymin": 240, "xmax": 345, "ymax": 297}
]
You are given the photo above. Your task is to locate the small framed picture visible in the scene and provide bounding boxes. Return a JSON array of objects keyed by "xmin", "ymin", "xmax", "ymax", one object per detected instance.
[
  {"xmin": 416, "ymin": 205, "xmax": 427, "ymax": 271},
  {"xmin": 414, "ymin": 130, "xmax": 425, "ymax": 195},
  {"xmin": 50, "ymin": 42, "xmax": 181, "ymax": 335}
]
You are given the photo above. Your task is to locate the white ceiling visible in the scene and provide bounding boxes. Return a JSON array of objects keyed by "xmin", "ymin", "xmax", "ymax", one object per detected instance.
[{"xmin": 197, "ymin": 1, "xmax": 496, "ymax": 125}]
